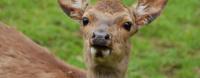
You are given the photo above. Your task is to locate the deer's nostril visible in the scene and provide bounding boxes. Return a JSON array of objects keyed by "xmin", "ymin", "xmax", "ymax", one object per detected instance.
[
  {"xmin": 105, "ymin": 34, "xmax": 110, "ymax": 40},
  {"xmin": 92, "ymin": 33, "xmax": 96, "ymax": 38}
]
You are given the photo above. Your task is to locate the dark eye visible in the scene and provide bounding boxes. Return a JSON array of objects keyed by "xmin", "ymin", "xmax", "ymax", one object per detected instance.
[
  {"xmin": 82, "ymin": 17, "xmax": 89, "ymax": 26},
  {"xmin": 123, "ymin": 21, "xmax": 132, "ymax": 31}
]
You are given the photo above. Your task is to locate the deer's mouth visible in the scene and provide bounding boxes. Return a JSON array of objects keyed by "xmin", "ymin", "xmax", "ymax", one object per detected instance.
[{"xmin": 90, "ymin": 45, "xmax": 112, "ymax": 58}]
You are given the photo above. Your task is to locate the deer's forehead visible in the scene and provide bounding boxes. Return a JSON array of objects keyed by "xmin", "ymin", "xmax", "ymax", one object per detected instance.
[
  {"xmin": 84, "ymin": 9, "xmax": 132, "ymax": 23},
  {"xmin": 94, "ymin": 0, "xmax": 126, "ymax": 14}
]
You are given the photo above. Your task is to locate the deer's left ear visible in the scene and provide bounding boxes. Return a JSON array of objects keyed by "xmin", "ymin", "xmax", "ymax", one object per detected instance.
[{"xmin": 131, "ymin": 0, "xmax": 168, "ymax": 26}]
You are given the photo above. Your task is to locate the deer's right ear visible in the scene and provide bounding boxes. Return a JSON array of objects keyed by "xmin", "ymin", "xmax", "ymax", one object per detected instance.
[{"xmin": 58, "ymin": 0, "xmax": 89, "ymax": 21}]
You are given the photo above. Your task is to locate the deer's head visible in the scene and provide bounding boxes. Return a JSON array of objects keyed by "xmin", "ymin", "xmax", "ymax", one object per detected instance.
[{"xmin": 59, "ymin": 0, "xmax": 167, "ymax": 68}]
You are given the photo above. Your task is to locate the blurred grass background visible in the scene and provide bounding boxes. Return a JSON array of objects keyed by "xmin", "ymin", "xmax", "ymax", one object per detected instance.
[{"xmin": 0, "ymin": 0, "xmax": 200, "ymax": 78}]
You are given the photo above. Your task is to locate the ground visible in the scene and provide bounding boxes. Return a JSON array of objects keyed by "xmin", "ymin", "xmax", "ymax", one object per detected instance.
[{"xmin": 0, "ymin": 0, "xmax": 200, "ymax": 78}]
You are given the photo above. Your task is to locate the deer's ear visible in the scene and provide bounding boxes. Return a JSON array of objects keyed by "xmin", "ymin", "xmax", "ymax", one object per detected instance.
[
  {"xmin": 131, "ymin": 0, "xmax": 168, "ymax": 26},
  {"xmin": 58, "ymin": 0, "xmax": 89, "ymax": 21}
]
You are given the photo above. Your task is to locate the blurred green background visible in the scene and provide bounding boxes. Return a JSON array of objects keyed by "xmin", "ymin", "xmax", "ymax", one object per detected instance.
[{"xmin": 0, "ymin": 0, "xmax": 200, "ymax": 78}]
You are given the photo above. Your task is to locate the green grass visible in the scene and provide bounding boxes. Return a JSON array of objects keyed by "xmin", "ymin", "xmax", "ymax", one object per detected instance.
[{"xmin": 0, "ymin": 0, "xmax": 200, "ymax": 78}]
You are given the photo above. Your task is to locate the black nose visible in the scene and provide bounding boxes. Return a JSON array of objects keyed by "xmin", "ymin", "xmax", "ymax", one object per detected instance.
[{"xmin": 92, "ymin": 31, "xmax": 110, "ymax": 46}]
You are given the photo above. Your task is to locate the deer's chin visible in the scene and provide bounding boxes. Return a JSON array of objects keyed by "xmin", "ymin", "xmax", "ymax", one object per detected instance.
[{"xmin": 90, "ymin": 45, "xmax": 112, "ymax": 58}]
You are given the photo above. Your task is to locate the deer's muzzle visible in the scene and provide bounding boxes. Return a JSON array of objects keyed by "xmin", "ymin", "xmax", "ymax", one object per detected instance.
[{"xmin": 90, "ymin": 31, "xmax": 112, "ymax": 58}]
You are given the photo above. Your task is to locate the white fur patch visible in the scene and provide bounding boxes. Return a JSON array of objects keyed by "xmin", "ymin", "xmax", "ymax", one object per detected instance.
[
  {"xmin": 72, "ymin": 0, "xmax": 82, "ymax": 8},
  {"xmin": 90, "ymin": 47, "xmax": 97, "ymax": 55},
  {"xmin": 91, "ymin": 47, "xmax": 111, "ymax": 57},
  {"xmin": 102, "ymin": 49, "xmax": 110, "ymax": 56},
  {"xmin": 137, "ymin": 5, "xmax": 147, "ymax": 15}
]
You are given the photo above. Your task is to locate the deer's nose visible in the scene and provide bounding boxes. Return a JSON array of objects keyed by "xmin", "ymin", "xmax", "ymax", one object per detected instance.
[{"xmin": 92, "ymin": 31, "xmax": 110, "ymax": 46}]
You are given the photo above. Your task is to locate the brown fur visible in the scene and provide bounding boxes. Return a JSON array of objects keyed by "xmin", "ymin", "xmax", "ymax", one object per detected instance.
[
  {"xmin": 0, "ymin": 23, "xmax": 86, "ymax": 78},
  {"xmin": 59, "ymin": 0, "xmax": 168, "ymax": 78},
  {"xmin": 95, "ymin": 0, "xmax": 125, "ymax": 14},
  {"xmin": 0, "ymin": 0, "xmax": 168, "ymax": 78}
]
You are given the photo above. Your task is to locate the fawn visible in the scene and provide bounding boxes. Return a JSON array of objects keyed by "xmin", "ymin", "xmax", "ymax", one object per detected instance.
[{"xmin": 58, "ymin": 0, "xmax": 168, "ymax": 78}]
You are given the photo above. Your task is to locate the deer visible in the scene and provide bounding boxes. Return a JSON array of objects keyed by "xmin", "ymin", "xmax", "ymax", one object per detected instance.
[
  {"xmin": 0, "ymin": 0, "xmax": 167, "ymax": 78},
  {"xmin": 58, "ymin": 0, "xmax": 168, "ymax": 78},
  {"xmin": 0, "ymin": 23, "xmax": 86, "ymax": 78}
]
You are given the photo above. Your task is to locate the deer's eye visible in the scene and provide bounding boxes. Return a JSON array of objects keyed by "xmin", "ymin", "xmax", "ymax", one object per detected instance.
[
  {"xmin": 82, "ymin": 17, "xmax": 89, "ymax": 26},
  {"xmin": 123, "ymin": 21, "xmax": 132, "ymax": 31}
]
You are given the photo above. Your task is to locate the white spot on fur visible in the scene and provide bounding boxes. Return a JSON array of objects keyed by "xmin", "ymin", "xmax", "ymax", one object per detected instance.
[
  {"xmin": 90, "ymin": 47, "xmax": 97, "ymax": 55},
  {"xmin": 72, "ymin": 0, "xmax": 82, "ymax": 8},
  {"xmin": 137, "ymin": 5, "xmax": 147, "ymax": 15},
  {"xmin": 103, "ymin": 49, "xmax": 110, "ymax": 56}
]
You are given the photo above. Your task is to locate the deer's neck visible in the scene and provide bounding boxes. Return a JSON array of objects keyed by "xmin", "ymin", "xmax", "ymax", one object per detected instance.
[
  {"xmin": 88, "ymin": 66, "xmax": 124, "ymax": 78},
  {"xmin": 87, "ymin": 55, "xmax": 129, "ymax": 78},
  {"xmin": 85, "ymin": 41, "xmax": 131, "ymax": 78}
]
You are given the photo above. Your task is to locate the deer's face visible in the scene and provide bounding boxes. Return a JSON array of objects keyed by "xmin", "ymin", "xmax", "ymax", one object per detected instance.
[
  {"xmin": 59, "ymin": 0, "xmax": 167, "ymax": 64},
  {"xmin": 80, "ymin": 6, "xmax": 137, "ymax": 59}
]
